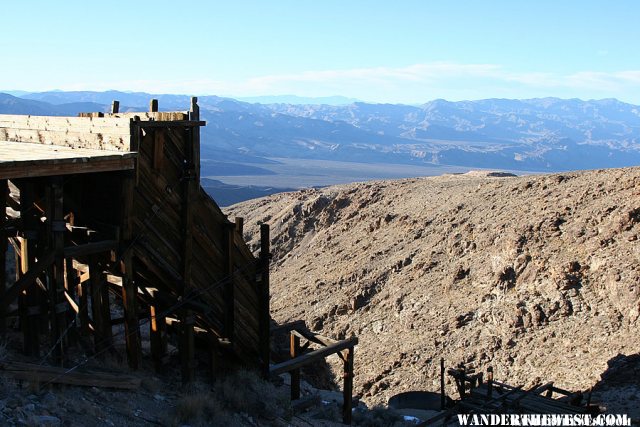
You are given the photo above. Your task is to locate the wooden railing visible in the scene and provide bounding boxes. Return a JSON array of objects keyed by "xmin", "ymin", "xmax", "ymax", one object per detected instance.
[{"xmin": 270, "ymin": 322, "xmax": 358, "ymax": 425}]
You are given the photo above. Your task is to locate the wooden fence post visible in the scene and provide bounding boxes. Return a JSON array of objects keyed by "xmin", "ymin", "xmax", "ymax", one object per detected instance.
[
  {"xmin": 342, "ymin": 346, "xmax": 354, "ymax": 425},
  {"xmin": 111, "ymin": 100, "xmax": 120, "ymax": 114},
  {"xmin": 290, "ymin": 332, "xmax": 301, "ymax": 400},
  {"xmin": 149, "ymin": 99, "xmax": 158, "ymax": 113}
]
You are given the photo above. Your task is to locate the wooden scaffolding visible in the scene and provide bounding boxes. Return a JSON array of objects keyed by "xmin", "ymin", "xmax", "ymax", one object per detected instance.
[
  {"xmin": 0, "ymin": 99, "xmax": 358, "ymax": 423},
  {"xmin": 0, "ymin": 99, "xmax": 269, "ymax": 376}
]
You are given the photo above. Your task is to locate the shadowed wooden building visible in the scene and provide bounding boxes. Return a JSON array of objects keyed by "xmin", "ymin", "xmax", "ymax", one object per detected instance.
[{"xmin": 0, "ymin": 99, "xmax": 357, "ymax": 424}]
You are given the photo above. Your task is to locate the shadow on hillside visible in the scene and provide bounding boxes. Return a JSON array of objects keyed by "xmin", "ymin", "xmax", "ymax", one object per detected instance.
[{"xmin": 587, "ymin": 352, "xmax": 640, "ymax": 420}]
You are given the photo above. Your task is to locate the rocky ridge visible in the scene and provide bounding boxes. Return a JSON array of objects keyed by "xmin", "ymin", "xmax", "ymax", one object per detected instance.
[{"xmin": 227, "ymin": 167, "xmax": 640, "ymax": 414}]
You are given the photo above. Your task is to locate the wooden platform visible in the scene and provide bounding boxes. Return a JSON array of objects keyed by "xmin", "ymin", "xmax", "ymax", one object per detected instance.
[{"xmin": 0, "ymin": 140, "xmax": 136, "ymax": 178}]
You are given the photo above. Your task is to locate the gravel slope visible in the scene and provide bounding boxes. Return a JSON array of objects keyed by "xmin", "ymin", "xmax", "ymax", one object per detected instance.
[{"xmin": 227, "ymin": 167, "xmax": 640, "ymax": 414}]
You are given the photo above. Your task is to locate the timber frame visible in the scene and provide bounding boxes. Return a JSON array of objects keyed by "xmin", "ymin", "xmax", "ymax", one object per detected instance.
[{"xmin": 0, "ymin": 99, "xmax": 358, "ymax": 424}]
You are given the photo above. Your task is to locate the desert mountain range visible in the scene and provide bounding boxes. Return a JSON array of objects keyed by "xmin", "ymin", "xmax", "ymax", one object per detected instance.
[{"xmin": 2, "ymin": 91, "xmax": 640, "ymax": 172}]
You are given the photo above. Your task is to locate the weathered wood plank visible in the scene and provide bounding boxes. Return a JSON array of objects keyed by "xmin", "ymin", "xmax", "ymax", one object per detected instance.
[
  {"xmin": 0, "ymin": 115, "xmax": 132, "ymax": 135},
  {"xmin": 0, "ymin": 361, "xmax": 141, "ymax": 390},
  {"xmin": 269, "ymin": 338, "xmax": 358, "ymax": 376},
  {"xmin": 108, "ymin": 112, "xmax": 188, "ymax": 121},
  {"xmin": 0, "ymin": 128, "xmax": 130, "ymax": 151},
  {"xmin": 0, "ymin": 180, "xmax": 6, "ymax": 335},
  {"xmin": 0, "ymin": 141, "xmax": 136, "ymax": 179},
  {"xmin": 0, "ymin": 251, "xmax": 54, "ymax": 310},
  {"xmin": 343, "ymin": 347, "xmax": 354, "ymax": 425},
  {"xmin": 63, "ymin": 240, "xmax": 118, "ymax": 259},
  {"xmin": 48, "ymin": 177, "xmax": 67, "ymax": 364},
  {"xmin": 259, "ymin": 223, "xmax": 271, "ymax": 376},
  {"xmin": 120, "ymin": 170, "xmax": 141, "ymax": 369}
]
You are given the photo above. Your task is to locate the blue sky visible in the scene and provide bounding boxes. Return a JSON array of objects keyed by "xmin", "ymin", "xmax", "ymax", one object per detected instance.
[{"xmin": 2, "ymin": 0, "xmax": 639, "ymax": 104}]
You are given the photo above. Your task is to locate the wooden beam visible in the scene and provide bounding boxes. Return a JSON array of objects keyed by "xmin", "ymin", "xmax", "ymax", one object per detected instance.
[
  {"xmin": 111, "ymin": 101, "xmax": 120, "ymax": 114},
  {"xmin": 89, "ymin": 256, "xmax": 111, "ymax": 354},
  {"xmin": 189, "ymin": 97, "xmax": 200, "ymax": 181},
  {"xmin": 0, "ymin": 180, "xmax": 6, "ymax": 335},
  {"xmin": 234, "ymin": 217, "xmax": 244, "ymax": 235},
  {"xmin": 0, "ymin": 361, "xmax": 141, "ymax": 390},
  {"xmin": 0, "ymin": 115, "xmax": 132, "ymax": 135},
  {"xmin": 259, "ymin": 223, "xmax": 271, "ymax": 377},
  {"xmin": 77, "ymin": 266, "xmax": 90, "ymax": 336},
  {"xmin": 0, "ymin": 149, "xmax": 136, "ymax": 180},
  {"xmin": 120, "ymin": 170, "xmax": 140, "ymax": 369},
  {"xmin": 0, "ymin": 251, "xmax": 55, "ymax": 310},
  {"xmin": 64, "ymin": 258, "xmax": 79, "ymax": 346},
  {"xmin": 153, "ymin": 130, "xmax": 164, "ymax": 171},
  {"xmin": 342, "ymin": 346, "xmax": 354, "ymax": 425},
  {"xmin": 223, "ymin": 223, "xmax": 234, "ymax": 339},
  {"xmin": 149, "ymin": 99, "xmax": 158, "ymax": 113},
  {"xmin": 19, "ymin": 181, "xmax": 40, "ymax": 357},
  {"xmin": 150, "ymin": 302, "xmax": 167, "ymax": 373},
  {"xmin": 269, "ymin": 337, "xmax": 358, "ymax": 376},
  {"xmin": 48, "ymin": 177, "xmax": 67, "ymax": 365},
  {"xmin": 130, "ymin": 120, "xmax": 206, "ymax": 128},
  {"xmin": 0, "ymin": 128, "xmax": 131, "ymax": 152},
  {"xmin": 180, "ymin": 309, "xmax": 195, "ymax": 385},
  {"xmin": 63, "ymin": 240, "xmax": 117, "ymax": 259},
  {"xmin": 270, "ymin": 320, "xmax": 306, "ymax": 336},
  {"xmin": 290, "ymin": 332, "xmax": 301, "ymax": 400}
]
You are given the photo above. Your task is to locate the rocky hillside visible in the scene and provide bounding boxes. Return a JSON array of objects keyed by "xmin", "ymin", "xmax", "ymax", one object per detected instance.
[{"xmin": 227, "ymin": 167, "xmax": 640, "ymax": 412}]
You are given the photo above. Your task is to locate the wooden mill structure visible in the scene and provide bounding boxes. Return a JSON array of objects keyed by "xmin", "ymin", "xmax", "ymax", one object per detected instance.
[{"xmin": 0, "ymin": 99, "xmax": 358, "ymax": 423}]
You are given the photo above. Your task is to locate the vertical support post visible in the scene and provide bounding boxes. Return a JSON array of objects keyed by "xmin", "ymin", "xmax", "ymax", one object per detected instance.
[
  {"xmin": 259, "ymin": 223, "xmax": 271, "ymax": 378},
  {"xmin": 223, "ymin": 223, "xmax": 234, "ymax": 340},
  {"xmin": 290, "ymin": 332, "xmax": 301, "ymax": 400},
  {"xmin": 460, "ymin": 365, "xmax": 466, "ymax": 400},
  {"xmin": 189, "ymin": 97, "xmax": 200, "ymax": 180},
  {"xmin": 0, "ymin": 179, "xmax": 6, "ymax": 335},
  {"xmin": 149, "ymin": 99, "xmax": 158, "ymax": 113},
  {"xmin": 89, "ymin": 256, "xmax": 111, "ymax": 355},
  {"xmin": 153, "ymin": 131, "xmax": 165, "ymax": 171},
  {"xmin": 177, "ymin": 97, "xmax": 200, "ymax": 385},
  {"xmin": 64, "ymin": 257, "xmax": 78, "ymax": 346},
  {"xmin": 49, "ymin": 177, "xmax": 67, "ymax": 365},
  {"xmin": 111, "ymin": 100, "xmax": 120, "ymax": 114},
  {"xmin": 77, "ymin": 267, "xmax": 90, "ymax": 336},
  {"xmin": 120, "ymin": 170, "xmax": 140, "ymax": 369},
  {"xmin": 180, "ymin": 309, "xmax": 195, "ymax": 385},
  {"xmin": 440, "ymin": 358, "xmax": 446, "ymax": 410},
  {"xmin": 235, "ymin": 217, "xmax": 244, "ymax": 236},
  {"xmin": 20, "ymin": 181, "xmax": 39, "ymax": 357},
  {"xmin": 342, "ymin": 346, "xmax": 354, "ymax": 425},
  {"xmin": 487, "ymin": 366, "xmax": 493, "ymax": 398},
  {"xmin": 149, "ymin": 298, "xmax": 167, "ymax": 373}
]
